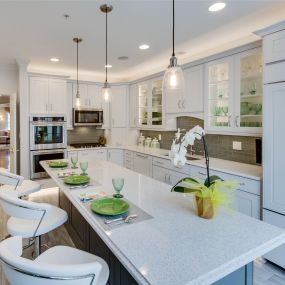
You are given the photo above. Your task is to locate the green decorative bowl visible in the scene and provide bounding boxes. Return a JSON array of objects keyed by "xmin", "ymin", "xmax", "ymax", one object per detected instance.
[
  {"xmin": 64, "ymin": 175, "xmax": 90, "ymax": 185},
  {"xmin": 48, "ymin": 161, "xmax": 68, "ymax": 168},
  {"xmin": 91, "ymin": 198, "xmax": 129, "ymax": 216}
]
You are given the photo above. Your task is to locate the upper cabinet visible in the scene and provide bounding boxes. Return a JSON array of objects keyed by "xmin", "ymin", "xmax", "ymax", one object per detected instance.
[
  {"xmin": 110, "ymin": 85, "xmax": 127, "ymax": 128},
  {"xmin": 72, "ymin": 83, "xmax": 101, "ymax": 108},
  {"xmin": 29, "ymin": 76, "xmax": 67, "ymax": 115},
  {"xmin": 205, "ymin": 47, "xmax": 262, "ymax": 135},
  {"xmin": 129, "ymin": 83, "xmax": 137, "ymax": 127},
  {"xmin": 165, "ymin": 64, "xmax": 204, "ymax": 114}
]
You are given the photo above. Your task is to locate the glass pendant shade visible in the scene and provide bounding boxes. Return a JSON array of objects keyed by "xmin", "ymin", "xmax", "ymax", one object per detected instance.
[
  {"xmin": 102, "ymin": 82, "xmax": 111, "ymax": 102},
  {"xmin": 75, "ymin": 91, "xmax": 81, "ymax": 107},
  {"xmin": 163, "ymin": 56, "xmax": 184, "ymax": 90}
]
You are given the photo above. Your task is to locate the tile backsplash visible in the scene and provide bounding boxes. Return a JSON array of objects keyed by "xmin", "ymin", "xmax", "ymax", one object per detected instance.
[
  {"xmin": 67, "ymin": 127, "xmax": 105, "ymax": 144},
  {"xmin": 141, "ymin": 116, "xmax": 261, "ymax": 165}
]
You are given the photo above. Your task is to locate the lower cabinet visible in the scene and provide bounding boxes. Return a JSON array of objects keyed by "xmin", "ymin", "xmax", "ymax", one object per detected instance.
[
  {"xmin": 153, "ymin": 165, "xmax": 186, "ymax": 186},
  {"xmin": 108, "ymin": 149, "xmax": 124, "ymax": 166},
  {"xmin": 133, "ymin": 153, "xmax": 153, "ymax": 177},
  {"xmin": 59, "ymin": 190, "xmax": 138, "ymax": 285}
]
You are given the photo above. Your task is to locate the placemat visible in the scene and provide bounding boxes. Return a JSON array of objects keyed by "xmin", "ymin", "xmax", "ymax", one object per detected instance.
[{"xmin": 81, "ymin": 196, "xmax": 153, "ymax": 231}]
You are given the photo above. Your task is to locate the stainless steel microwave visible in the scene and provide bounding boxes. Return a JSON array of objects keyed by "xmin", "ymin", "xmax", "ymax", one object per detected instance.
[{"xmin": 73, "ymin": 108, "xmax": 103, "ymax": 126}]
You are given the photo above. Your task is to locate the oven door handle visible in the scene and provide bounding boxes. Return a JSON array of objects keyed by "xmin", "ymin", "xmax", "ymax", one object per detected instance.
[{"xmin": 31, "ymin": 149, "xmax": 67, "ymax": 155}]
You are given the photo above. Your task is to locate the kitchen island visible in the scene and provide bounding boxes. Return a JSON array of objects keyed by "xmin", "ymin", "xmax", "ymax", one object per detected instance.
[{"xmin": 41, "ymin": 159, "xmax": 285, "ymax": 285}]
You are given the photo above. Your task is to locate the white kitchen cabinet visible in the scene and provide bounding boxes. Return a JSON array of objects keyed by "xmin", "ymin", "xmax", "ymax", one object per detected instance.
[
  {"xmin": 263, "ymin": 83, "xmax": 285, "ymax": 215},
  {"xmin": 184, "ymin": 65, "xmax": 204, "ymax": 113},
  {"xmin": 153, "ymin": 165, "xmax": 185, "ymax": 186},
  {"xmin": 108, "ymin": 149, "xmax": 124, "ymax": 166},
  {"xmin": 129, "ymin": 84, "xmax": 137, "ymax": 127},
  {"xmin": 102, "ymin": 101, "xmax": 110, "ymax": 129},
  {"xmin": 30, "ymin": 77, "xmax": 67, "ymax": 115},
  {"xmin": 30, "ymin": 77, "xmax": 49, "ymax": 114},
  {"xmin": 124, "ymin": 150, "xmax": 134, "ymax": 170},
  {"xmin": 133, "ymin": 153, "xmax": 153, "ymax": 177},
  {"xmin": 87, "ymin": 84, "xmax": 101, "ymax": 108},
  {"xmin": 69, "ymin": 149, "xmax": 108, "ymax": 163},
  {"xmin": 110, "ymin": 86, "xmax": 127, "ymax": 128},
  {"xmin": 263, "ymin": 210, "xmax": 285, "ymax": 268},
  {"xmin": 165, "ymin": 65, "xmax": 204, "ymax": 114},
  {"xmin": 263, "ymin": 29, "xmax": 285, "ymax": 64},
  {"xmin": 205, "ymin": 48, "xmax": 262, "ymax": 135}
]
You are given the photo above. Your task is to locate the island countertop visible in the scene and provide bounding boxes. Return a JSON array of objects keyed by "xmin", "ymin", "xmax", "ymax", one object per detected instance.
[{"xmin": 41, "ymin": 160, "xmax": 284, "ymax": 285}]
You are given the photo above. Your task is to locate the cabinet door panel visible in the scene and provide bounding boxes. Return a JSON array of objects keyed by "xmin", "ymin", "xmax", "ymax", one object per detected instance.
[
  {"xmin": 66, "ymin": 82, "xmax": 73, "ymax": 129},
  {"xmin": 184, "ymin": 65, "xmax": 204, "ymax": 113},
  {"xmin": 263, "ymin": 83, "xmax": 285, "ymax": 215},
  {"xmin": 111, "ymin": 86, "xmax": 127, "ymax": 128},
  {"xmin": 49, "ymin": 79, "xmax": 67, "ymax": 114},
  {"xmin": 87, "ymin": 84, "xmax": 101, "ymax": 108},
  {"xmin": 165, "ymin": 89, "xmax": 182, "ymax": 114},
  {"xmin": 73, "ymin": 83, "xmax": 88, "ymax": 108},
  {"xmin": 133, "ymin": 153, "xmax": 152, "ymax": 177},
  {"xmin": 129, "ymin": 84, "xmax": 137, "ymax": 127},
  {"xmin": 235, "ymin": 191, "xmax": 260, "ymax": 219},
  {"xmin": 108, "ymin": 149, "xmax": 124, "ymax": 166},
  {"xmin": 152, "ymin": 165, "xmax": 169, "ymax": 184},
  {"xmin": 264, "ymin": 29, "xmax": 285, "ymax": 64},
  {"xmin": 29, "ymin": 77, "xmax": 49, "ymax": 114}
]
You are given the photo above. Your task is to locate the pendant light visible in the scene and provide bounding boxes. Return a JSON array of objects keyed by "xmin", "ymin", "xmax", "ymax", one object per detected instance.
[
  {"xmin": 73, "ymin": 37, "xmax": 82, "ymax": 107},
  {"xmin": 163, "ymin": 0, "xmax": 184, "ymax": 91},
  {"xmin": 100, "ymin": 4, "xmax": 113, "ymax": 102}
]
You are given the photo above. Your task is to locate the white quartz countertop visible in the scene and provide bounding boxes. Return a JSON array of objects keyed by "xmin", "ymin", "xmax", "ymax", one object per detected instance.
[
  {"xmin": 67, "ymin": 145, "xmax": 262, "ymax": 180},
  {"xmin": 42, "ymin": 160, "xmax": 284, "ymax": 285}
]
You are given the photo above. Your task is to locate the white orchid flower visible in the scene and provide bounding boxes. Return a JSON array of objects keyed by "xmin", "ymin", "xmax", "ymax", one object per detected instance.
[{"xmin": 173, "ymin": 153, "xmax": 187, "ymax": 168}]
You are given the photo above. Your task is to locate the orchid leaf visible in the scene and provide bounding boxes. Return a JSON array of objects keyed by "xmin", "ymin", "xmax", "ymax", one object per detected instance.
[
  {"xmin": 182, "ymin": 177, "xmax": 200, "ymax": 184},
  {"xmin": 204, "ymin": 175, "xmax": 223, "ymax": 186},
  {"xmin": 171, "ymin": 185, "xmax": 198, "ymax": 194}
]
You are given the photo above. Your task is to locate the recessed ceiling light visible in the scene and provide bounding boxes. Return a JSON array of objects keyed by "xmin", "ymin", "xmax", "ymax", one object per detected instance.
[
  {"xmin": 208, "ymin": 2, "xmax": 226, "ymax": 12},
  {"xmin": 105, "ymin": 64, "xmax": 112, "ymax": 68},
  {"xmin": 118, "ymin": 56, "xmax": 128, "ymax": 60},
  {"xmin": 50, "ymin": 58, "xmax": 60, "ymax": 62},
  {"xmin": 139, "ymin": 44, "xmax": 150, "ymax": 50}
]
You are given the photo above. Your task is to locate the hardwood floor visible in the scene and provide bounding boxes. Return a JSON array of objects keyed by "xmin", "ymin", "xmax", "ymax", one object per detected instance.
[{"xmin": 0, "ymin": 187, "xmax": 285, "ymax": 285}]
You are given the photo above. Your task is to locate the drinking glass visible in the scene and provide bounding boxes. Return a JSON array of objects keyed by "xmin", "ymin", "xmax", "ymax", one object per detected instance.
[
  {"xmin": 112, "ymin": 177, "xmax": 124, "ymax": 198},
  {"xmin": 80, "ymin": 161, "xmax": 88, "ymax": 176},
  {"xmin": 70, "ymin": 152, "xmax": 78, "ymax": 169}
]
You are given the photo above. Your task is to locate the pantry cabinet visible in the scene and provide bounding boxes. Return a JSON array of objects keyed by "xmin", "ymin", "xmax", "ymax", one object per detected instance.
[
  {"xmin": 205, "ymin": 48, "xmax": 262, "ymax": 135},
  {"xmin": 29, "ymin": 77, "xmax": 67, "ymax": 115}
]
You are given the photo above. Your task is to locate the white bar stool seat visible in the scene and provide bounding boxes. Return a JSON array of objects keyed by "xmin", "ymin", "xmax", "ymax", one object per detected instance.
[
  {"xmin": 0, "ymin": 236, "xmax": 109, "ymax": 285},
  {"xmin": 0, "ymin": 191, "xmax": 67, "ymax": 257},
  {"xmin": 0, "ymin": 168, "xmax": 40, "ymax": 197}
]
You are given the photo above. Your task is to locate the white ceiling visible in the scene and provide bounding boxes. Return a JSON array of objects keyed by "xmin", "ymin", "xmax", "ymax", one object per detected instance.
[{"xmin": 1, "ymin": 0, "xmax": 285, "ymax": 82}]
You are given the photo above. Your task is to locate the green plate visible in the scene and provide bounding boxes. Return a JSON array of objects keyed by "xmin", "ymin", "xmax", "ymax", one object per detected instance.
[
  {"xmin": 48, "ymin": 161, "xmax": 68, "ymax": 168},
  {"xmin": 64, "ymin": 175, "xmax": 90, "ymax": 185},
  {"xmin": 91, "ymin": 198, "xmax": 129, "ymax": 216}
]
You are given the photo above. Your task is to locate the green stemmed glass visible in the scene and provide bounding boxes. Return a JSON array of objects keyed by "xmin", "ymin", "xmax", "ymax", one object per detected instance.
[
  {"xmin": 112, "ymin": 177, "xmax": 124, "ymax": 198},
  {"xmin": 80, "ymin": 161, "xmax": 88, "ymax": 176},
  {"xmin": 70, "ymin": 152, "xmax": 78, "ymax": 169}
]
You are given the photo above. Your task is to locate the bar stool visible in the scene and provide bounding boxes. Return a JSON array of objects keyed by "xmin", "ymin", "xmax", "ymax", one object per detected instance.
[
  {"xmin": 0, "ymin": 168, "xmax": 40, "ymax": 197},
  {"xmin": 0, "ymin": 191, "xmax": 67, "ymax": 257},
  {"xmin": 0, "ymin": 236, "xmax": 109, "ymax": 285}
]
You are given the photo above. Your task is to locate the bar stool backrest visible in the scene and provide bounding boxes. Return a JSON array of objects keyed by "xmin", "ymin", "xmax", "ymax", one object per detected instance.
[{"xmin": 0, "ymin": 168, "xmax": 24, "ymax": 187}]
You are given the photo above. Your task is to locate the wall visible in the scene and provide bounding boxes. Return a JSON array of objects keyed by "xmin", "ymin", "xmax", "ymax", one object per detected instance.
[
  {"xmin": 0, "ymin": 64, "xmax": 18, "ymax": 95},
  {"xmin": 67, "ymin": 127, "xmax": 105, "ymax": 144},
  {"xmin": 141, "ymin": 116, "xmax": 261, "ymax": 165}
]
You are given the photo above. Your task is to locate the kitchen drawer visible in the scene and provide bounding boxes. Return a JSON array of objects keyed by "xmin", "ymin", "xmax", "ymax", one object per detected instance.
[
  {"xmin": 152, "ymin": 157, "xmax": 191, "ymax": 175},
  {"xmin": 190, "ymin": 166, "xmax": 260, "ymax": 196},
  {"xmin": 264, "ymin": 29, "xmax": 285, "ymax": 64},
  {"xmin": 133, "ymin": 153, "xmax": 153, "ymax": 177},
  {"xmin": 124, "ymin": 150, "xmax": 133, "ymax": 158}
]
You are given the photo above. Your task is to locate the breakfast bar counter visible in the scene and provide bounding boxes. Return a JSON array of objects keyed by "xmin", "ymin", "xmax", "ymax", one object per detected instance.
[{"xmin": 41, "ymin": 160, "xmax": 285, "ymax": 285}]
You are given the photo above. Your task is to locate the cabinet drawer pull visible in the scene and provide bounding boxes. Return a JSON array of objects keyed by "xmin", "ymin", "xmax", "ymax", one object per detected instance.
[
  {"xmin": 156, "ymin": 161, "xmax": 164, "ymax": 165},
  {"xmin": 239, "ymin": 182, "xmax": 245, "ymax": 186},
  {"xmin": 198, "ymin": 171, "xmax": 206, "ymax": 176}
]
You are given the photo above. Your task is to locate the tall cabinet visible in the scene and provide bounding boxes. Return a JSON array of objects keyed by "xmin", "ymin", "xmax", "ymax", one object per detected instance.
[
  {"xmin": 205, "ymin": 47, "xmax": 262, "ymax": 135},
  {"xmin": 256, "ymin": 22, "xmax": 285, "ymax": 269}
]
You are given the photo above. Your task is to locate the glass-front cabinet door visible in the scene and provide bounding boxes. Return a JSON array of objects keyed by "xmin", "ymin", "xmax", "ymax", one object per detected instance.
[
  {"xmin": 150, "ymin": 79, "xmax": 163, "ymax": 126},
  {"xmin": 138, "ymin": 82, "xmax": 149, "ymax": 126},
  {"xmin": 137, "ymin": 78, "xmax": 164, "ymax": 129},
  {"xmin": 205, "ymin": 57, "xmax": 234, "ymax": 131},
  {"xmin": 236, "ymin": 48, "xmax": 263, "ymax": 131}
]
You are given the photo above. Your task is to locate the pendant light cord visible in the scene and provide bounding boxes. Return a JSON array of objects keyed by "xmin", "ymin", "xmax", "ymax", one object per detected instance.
[
  {"xmin": 105, "ymin": 9, "xmax": 108, "ymax": 83},
  {"xmin": 76, "ymin": 40, "xmax": 79, "ymax": 93},
  {"xmin": 172, "ymin": 0, "xmax": 175, "ymax": 57}
]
